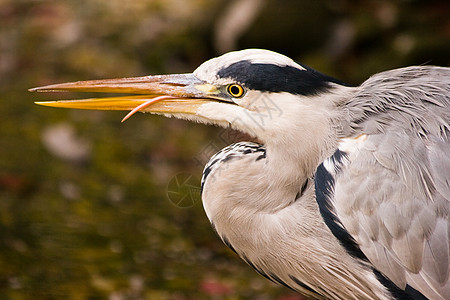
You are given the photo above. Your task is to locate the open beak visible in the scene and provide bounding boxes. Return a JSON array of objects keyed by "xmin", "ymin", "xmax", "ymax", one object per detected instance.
[{"xmin": 30, "ymin": 73, "xmax": 221, "ymax": 122}]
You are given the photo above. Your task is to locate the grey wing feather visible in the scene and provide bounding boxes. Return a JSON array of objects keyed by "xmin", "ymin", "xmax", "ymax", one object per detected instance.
[{"xmin": 334, "ymin": 66, "xmax": 450, "ymax": 299}]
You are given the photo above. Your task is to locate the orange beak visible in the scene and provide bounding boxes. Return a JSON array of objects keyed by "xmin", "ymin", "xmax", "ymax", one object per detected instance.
[{"xmin": 30, "ymin": 73, "xmax": 221, "ymax": 121}]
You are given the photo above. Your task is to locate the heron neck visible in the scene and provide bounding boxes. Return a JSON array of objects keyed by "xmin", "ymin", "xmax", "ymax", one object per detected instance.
[
  {"xmin": 264, "ymin": 113, "xmax": 340, "ymax": 187},
  {"xmin": 260, "ymin": 87, "xmax": 355, "ymax": 210}
]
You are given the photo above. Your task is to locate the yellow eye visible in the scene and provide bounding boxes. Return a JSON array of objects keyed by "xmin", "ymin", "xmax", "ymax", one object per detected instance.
[{"xmin": 227, "ymin": 84, "xmax": 245, "ymax": 98}]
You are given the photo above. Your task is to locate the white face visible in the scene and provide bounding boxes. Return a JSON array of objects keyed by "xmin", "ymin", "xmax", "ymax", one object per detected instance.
[{"xmin": 189, "ymin": 49, "xmax": 321, "ymax": 141}]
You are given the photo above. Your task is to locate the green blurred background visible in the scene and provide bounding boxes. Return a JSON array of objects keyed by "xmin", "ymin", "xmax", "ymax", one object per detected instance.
[{"xmin": 1, "ymin": 0, "xmax": 449, "ymax": 299}]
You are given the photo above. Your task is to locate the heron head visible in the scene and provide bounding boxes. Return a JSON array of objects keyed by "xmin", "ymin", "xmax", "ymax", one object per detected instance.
[{"xmin": 31, "ymin": 49, "xmax": 344, "ymax": 142}]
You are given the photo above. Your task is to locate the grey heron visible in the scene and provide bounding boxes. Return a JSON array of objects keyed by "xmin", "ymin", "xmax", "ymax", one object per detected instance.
[{"xmin": 31, "ymin": 49, "xmax": 449, "ymax": 300}]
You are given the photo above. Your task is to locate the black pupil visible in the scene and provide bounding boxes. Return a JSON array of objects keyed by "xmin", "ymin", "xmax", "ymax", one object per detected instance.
[{"xmin": 230, "ymin": 85, "xmax": 241, "ymax": 96}]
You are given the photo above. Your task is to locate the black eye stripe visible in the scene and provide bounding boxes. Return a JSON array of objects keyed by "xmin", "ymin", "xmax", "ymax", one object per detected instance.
[{"xmin": 218, "ymin": 61, "xmax": 347, "ymax": 96}]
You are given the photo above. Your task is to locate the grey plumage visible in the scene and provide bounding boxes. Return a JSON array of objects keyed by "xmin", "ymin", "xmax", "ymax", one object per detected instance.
[
  {"xmin": 199, "ymin": 56, "xmax": 449, "ymax": 299},
  {"xmin": 333, "ymin": 66, "xmax": 450, "ymax": 299}
]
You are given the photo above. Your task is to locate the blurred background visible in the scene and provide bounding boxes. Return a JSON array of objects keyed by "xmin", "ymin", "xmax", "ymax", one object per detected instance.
[{"xmin": 0, "ymin": 0, "xmax": 449, "ymax": 299}]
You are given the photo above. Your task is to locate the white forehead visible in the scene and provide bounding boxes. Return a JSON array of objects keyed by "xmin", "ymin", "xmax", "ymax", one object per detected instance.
[{"xmin": 193, "ymin": 49, "xmax": 305, "ymax": 82}]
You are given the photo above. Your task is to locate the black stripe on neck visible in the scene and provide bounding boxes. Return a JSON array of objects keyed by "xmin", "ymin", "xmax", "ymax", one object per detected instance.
[{"xmin": 314, "ymin": 150, "xmax": 368, "ymax": 261}]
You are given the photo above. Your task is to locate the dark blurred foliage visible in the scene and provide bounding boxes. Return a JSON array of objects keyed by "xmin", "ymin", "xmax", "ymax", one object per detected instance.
[{"xmin": 0, "ymin": 0, "xmax": 448, "ymax": 299}]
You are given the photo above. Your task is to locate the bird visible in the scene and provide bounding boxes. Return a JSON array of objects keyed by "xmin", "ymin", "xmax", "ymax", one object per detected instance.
[{"xmin": 31, "ymin": 49, "xmax": 449, "ymax": 300}]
